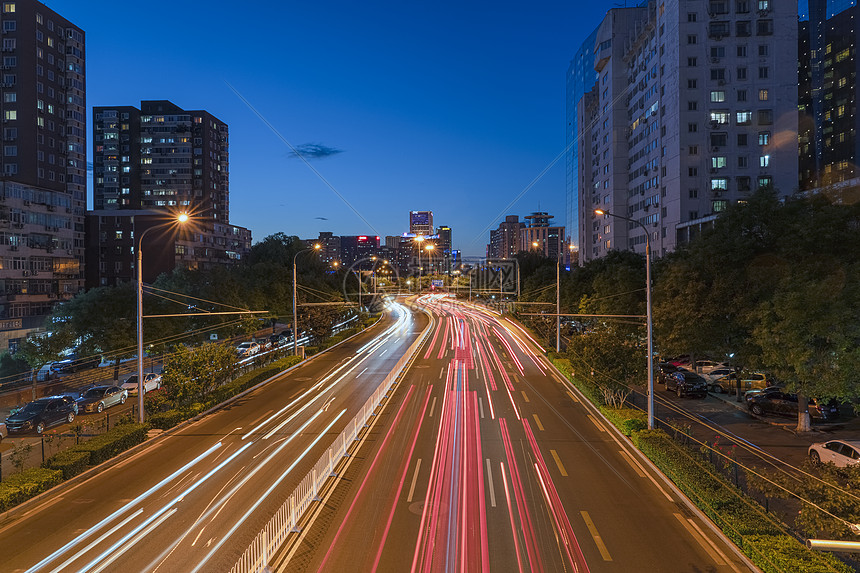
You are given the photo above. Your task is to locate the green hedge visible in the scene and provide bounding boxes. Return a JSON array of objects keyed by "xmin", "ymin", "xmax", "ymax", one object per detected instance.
[
  {"xmin": 631, "ymin": 430, "xmax": 851, "ymax": 573},
  {"xmin": 599, "ymin": 407, "xmax": 648, "ymax": 436},
  {"xmin": 0, "ymin": 467, "xmax": 63, "ymax": 511},
  {"xmin": 73, "ymin": 423, "xmax": 149, "ymax": 465},
  {"xmin": 43, "ymin": 449, "xmax": 90, "ymax": 480},
  {"xmin": 549, "ymin": 357, "xmax": 852, "ymax": 573}
]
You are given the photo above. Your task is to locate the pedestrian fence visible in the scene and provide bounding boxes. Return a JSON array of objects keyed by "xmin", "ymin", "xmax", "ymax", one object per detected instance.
[{"xmin": 229, "ymin": 321, "xmax": 431, "ymax": 573}]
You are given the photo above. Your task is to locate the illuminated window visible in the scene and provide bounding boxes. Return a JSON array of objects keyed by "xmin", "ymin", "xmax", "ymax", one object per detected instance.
[
  {"xmin": 836, "ymin": 49, "xmax": 850, "ymax": 63},
  {"xmin": 710, "ymin": 111, "xmax": 729, "ymax": 124},
  {"xmin": 758, "ymin": 89, "xmax": 768, "ymax": 101},
  {"xmin": 711, "ymin": 178, "xmax": 728, "ymax": 191},
  {"xmin": 760, "ymin": 155, "xmax": 770, "ymax": 167},
  {"xmin": 711, "ymin": 156, "xmax": 727, "ymax": 168},
  {"xmin": 2, "ymin": 3, "xmax": 13, "ymax": 12},
  {"xmin": 736, "ymin": 110, "xmax": 752, "ymax": 125},
  {"xmin": 4, "ymin": 110, "xmax": 15, "ymax": 120},
  {"xmin": 710, "ymin": 90, "xmax": 725, "ymax": 102}
]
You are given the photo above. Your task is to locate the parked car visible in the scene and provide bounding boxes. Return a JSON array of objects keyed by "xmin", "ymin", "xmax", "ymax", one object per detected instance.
[
  {"xmin": 665, "ymin": 370, "xmax": 708, "ymax": 398},
  {"xmin": 747, "ymin": 390, "xmax": 839, "ymax": 421},
  {"xmin": 693, "ymin": 360, "xmax": 728, "ymax": 374},
  {"xmin": 808, "ymin": 440, "xmax": 860, "ymax": 467},
  {"xmin": 50, "ymin": 354, "xmax": 101, "ymax": 374},
  {"xmin": 709, "ymin": 371, "xmax": 770, "ymax": 394},
  {"xmin": 657, "ymin": 362, "xmax": 682, "ymax": 385},
  {"xmin": 703, "ymin": 367, "xmax": 735, "ymax": 383},
  {"xmin": 236, "ymin": 342, "xmax": 260, "ymax": 358},
  {"xmin": 668, "ymin": 355, "xmax": 691, "ymax": 367},
  {"xmin": 269, "ymin": 333, "xmax": 286, "ymax": 347},
  {"xmin": 5, "ymin": 396, "xmax": 77, "ymax": 434},
  {"xmin": 121, "ymin": 373, "xmax": 162, "ymax": 395},
  {"xmin": 279, "ymin": 329, "xmax": 293, "ymax": 340},
  {"xmin": 76, "ymin": 385, "xmax": 128, "ymax": 413}
]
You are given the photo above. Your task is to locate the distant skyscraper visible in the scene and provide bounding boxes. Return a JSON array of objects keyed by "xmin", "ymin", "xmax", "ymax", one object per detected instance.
[
  {"xmin": 520, "ymin": 212, "xmax": 565, "ymax": 260},
  {"xmin": 487, "ymin": 215, "xmax": 524, "ymax": 259},
  {"xmin": 0, "ymin": 0, "xmax": 87, "ymax": 350},
  {"xmin": 572, "ymin": 0, "xmax": 797, "ymax": 263},
  {"xmin": 409, "ymin": 211, "xmax": 433, "ymax": 236}
]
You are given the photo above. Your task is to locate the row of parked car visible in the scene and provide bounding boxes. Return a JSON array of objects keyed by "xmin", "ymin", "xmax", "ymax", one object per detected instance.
[
  {"xmin": 4, "ymin": 371, "xmax": 163, "ymax": 436},
  {"xmin": 236, "ymin": 331, "xmax": 293, "ymax": 358}
]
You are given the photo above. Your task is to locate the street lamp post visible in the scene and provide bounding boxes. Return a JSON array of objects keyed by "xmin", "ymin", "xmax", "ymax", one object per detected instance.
[
  {"xmin": 136, "ymin": 213, "xmax": 189, "ymax": 423},
  {"xmin": 293, "ymin": 244, "xmax": 321, "ymax": 356},
  {"xmin": 595, "ymin": 209, "xmax": 654, "ymax": 430},
  {"xmin": 414, "ymin": 236, "xmax": 424, "ymax": 292}
]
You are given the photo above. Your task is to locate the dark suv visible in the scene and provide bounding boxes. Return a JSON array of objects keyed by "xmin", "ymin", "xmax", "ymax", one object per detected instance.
[
  {"xmin": 747, "ymin": 391, "xmax": 839, "ymax": 421},
  {"xmin": 5, "ymin": 396, "xmax": 78, "ymax": 434},
  {"xmin": 665, "ymin": 370, "xmax": 708, "ymax": 398}
]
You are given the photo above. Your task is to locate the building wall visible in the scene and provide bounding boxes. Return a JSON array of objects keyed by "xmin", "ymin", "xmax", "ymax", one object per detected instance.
[
  {"xmin": 578, "ymin": 0, "xmax": 798, "ymax": 263},
  {"xmin": 0, "ymin": 0, "xmax": 86, "ymax": 350},
  {"xmin": 409, "ymin": 211, "xmax": 433, "ymax": 236}
]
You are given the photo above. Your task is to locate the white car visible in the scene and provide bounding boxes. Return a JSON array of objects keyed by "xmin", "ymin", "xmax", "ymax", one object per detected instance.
[
  {"xmin": 236, "ymin": 342, "xmax": 260, "ymax": 358},
  {"xmin": 121, "ymin": 372, "xmax": 162, "ymax": 395},
  {"xmin": 694, "ymin": 360, "xmax": 729, "ymax": 374},
  {"xmin": 703, "ymin": 367, "xmax": 734, "ymax": 382},
  {"xmin": 808, "ymin": 440, "xmax": 860, "ymax": 467}
]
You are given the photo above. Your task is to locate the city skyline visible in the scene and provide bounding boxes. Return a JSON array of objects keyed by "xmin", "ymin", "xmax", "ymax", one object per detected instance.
[{"xmin": 44, "ymin": 0, "xmax": 616, "ymax": 257}]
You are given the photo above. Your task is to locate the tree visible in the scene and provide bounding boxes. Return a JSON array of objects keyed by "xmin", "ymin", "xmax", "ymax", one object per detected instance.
[
  {"xmin": 565, "ymin": 325, "xmax": 645, "ymax": 408},
  {"xmin": 162, "ymin": 343, "xmax": 236, "ymax": 408}
]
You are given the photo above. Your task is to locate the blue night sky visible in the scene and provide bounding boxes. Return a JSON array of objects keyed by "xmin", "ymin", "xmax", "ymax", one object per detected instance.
[{"xmin": 47, "ymin": 0, "xmax": 617, "ymax": 258}]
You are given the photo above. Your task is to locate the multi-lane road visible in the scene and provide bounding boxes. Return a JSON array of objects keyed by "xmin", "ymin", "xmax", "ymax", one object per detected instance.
[
  {"xmin": 0, "ymin": 301, "xmax": 427, "ymax": 573},
  {"xmin": 283, "ymin": 294, "xmax": 755, "ymax": 572}
]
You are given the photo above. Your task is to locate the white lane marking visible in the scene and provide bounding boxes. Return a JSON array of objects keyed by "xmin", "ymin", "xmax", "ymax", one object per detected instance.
[
  {"xmin": 485, "ymin": 458, "xmax": 496, "ymax": 507},
  {"xmin": 440, "ymin": 367, "xmax": 445, "ymax": 378},
  {"xmin": 407, "ymin": 459, "xmax": 422, "ymax": 503},
  {"xmin": 478, "ymin": 397, "xmax": 485, "ymax": 419},
  {"xmin": 429, "ymin": 396, "xmax": 437, "ymax": 417},
  {"xmin": 356, "ymin": 367, "xmax": 368, "ymax": 378}
]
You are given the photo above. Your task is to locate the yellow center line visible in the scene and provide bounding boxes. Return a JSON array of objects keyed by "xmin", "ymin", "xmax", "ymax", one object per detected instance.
[
  {"xmin": 566, "ymin": 390, "xmax": 580, "ymax": 403},
  {"xmin": 581, "ymin": 511, "xmax": 612, "ymax": 561},
  {"xmin": 549, "ymin": 449, "xmax": 568, "ymax": 477},
  {"xmin": 532, "ymin": 413, "xmax": 544, "ymax": 431},
  {"xmin": 521, "ymin": 390, "xmax": 530, "ymax": 403}
]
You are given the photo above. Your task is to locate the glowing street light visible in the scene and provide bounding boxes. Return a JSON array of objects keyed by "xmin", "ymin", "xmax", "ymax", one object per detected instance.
[
  {"xmin": 595, "ymin": 208, "xmax": 654, "ymax": 430},
  {"xmin": 136, "ymin": 212, "xmax": 190, "ymax": 423}
]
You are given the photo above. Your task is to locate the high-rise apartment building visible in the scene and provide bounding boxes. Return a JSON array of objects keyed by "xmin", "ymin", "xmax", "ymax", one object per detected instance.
[
  {"xmin": 566, "ymin": 28, "xmax": 599, "ymax": 250},
  {"xmin": 0, "ymin": 0, "xmax": 86, "ymax": 350},
  {"xmin": 571, "ymin": 0, "xmax": 797, "ymax": 264},
  {"xmin": 487, "ymin": 215, "xmax": 524, "ymax": 259},
  {"xmin": 88, "ymin": 100, "xmax": 249, "ymax": 288},
  {"xmin": 799, "ymin": 0, "xmax": 860, "ymax": 199},
  {"xmin": 93, "ymin": 100, "xmax": 229, "ymax": 221}
]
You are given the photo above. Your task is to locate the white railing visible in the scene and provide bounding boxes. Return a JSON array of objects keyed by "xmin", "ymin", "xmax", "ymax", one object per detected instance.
[{"xmin": 229, "ymin": 320, "xmax": 431, "ymax": 573}]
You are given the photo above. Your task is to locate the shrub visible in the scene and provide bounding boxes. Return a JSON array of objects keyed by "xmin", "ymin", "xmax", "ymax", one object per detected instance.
[
  {"xmin": 74, "ymin": 423, "xmax": 148, "ymax": 465},
  {"xmin": 0, "ymin": 467, "xmax": 63, "ymax": 511},
  {"xmin": 43, "ymin": 449, "xmax": 90, "ymax": 480},
  {"xmin": 599, "ymin": 406, "xmax": 647, "ymax": 436}
]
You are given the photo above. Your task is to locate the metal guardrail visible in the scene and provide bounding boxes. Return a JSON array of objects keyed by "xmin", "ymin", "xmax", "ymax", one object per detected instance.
[{"xmin": 228, "ymin": 316, "xmax": 431, "ymax": 573}]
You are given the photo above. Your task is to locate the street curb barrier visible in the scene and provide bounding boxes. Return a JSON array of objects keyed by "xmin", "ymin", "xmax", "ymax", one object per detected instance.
[{"xmin": 228, "ymin": 305, "xmax": 433, "ymax": 573}]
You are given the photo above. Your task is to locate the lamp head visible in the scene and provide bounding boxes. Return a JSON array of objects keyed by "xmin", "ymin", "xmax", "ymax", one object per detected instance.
[
  {"xmin": 177, "ymin": 213, "xmax": 190, "ymax": 223},
  {"xmin": 313, "ymin": 243, "xmax": 322, "ymax": 250},
  {"xmin": 594, "ymin": 209, "xmax": 606, "ymax": 216}
]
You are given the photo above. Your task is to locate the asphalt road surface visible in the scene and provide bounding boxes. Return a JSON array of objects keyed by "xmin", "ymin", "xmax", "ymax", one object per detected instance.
[
  {"xmin": 0, "ymin": 301, "xmax": 427, "ymax": 573},
  {"xmin": 283, "ymin": 294, "xmax": 755, "ymax": 573}
]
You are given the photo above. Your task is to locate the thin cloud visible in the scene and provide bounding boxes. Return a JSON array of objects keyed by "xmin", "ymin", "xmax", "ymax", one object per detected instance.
[{"xmin": 290, "ymin": 143, "xmax": 344, "ymax": 160}]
